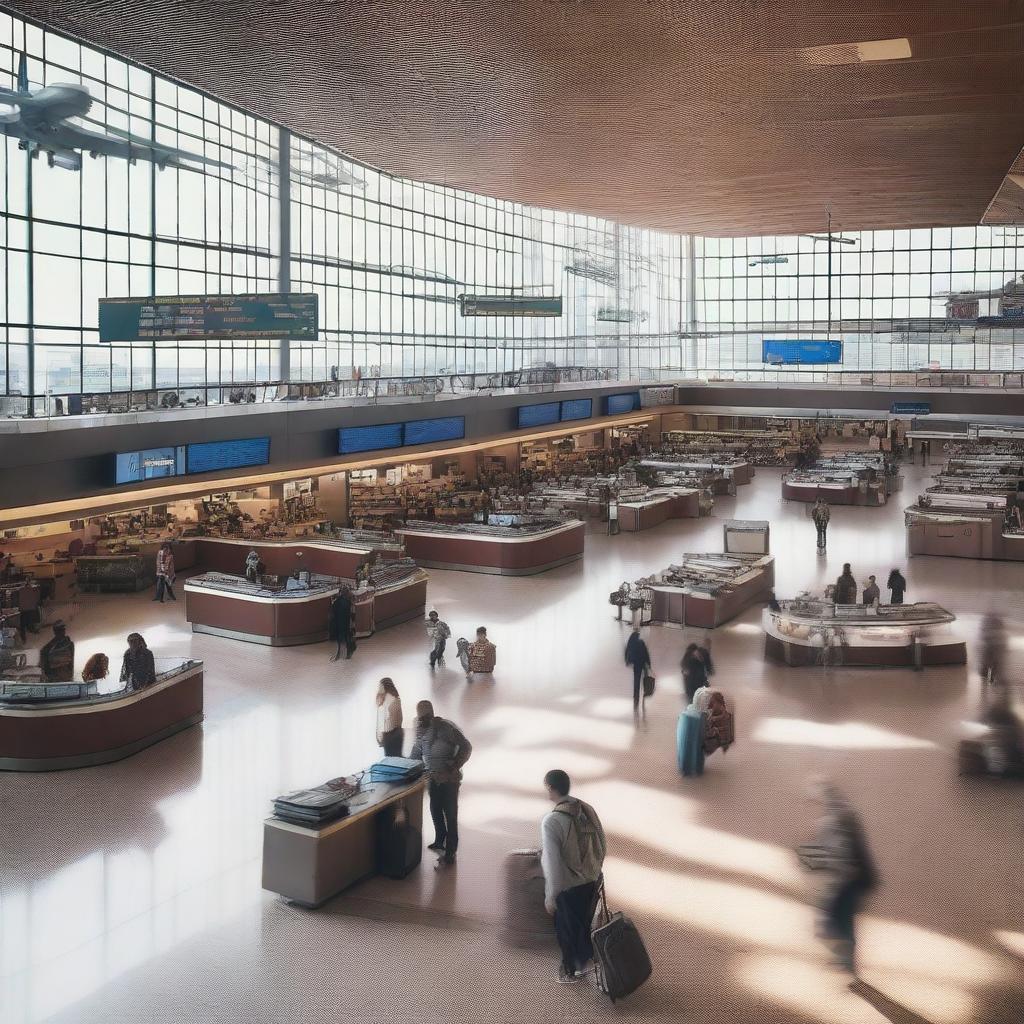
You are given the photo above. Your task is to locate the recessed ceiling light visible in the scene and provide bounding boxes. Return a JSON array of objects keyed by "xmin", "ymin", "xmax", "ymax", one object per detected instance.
[{"xmin": 801, "ymin": 37, "xmax": 912, "ymax": 66}]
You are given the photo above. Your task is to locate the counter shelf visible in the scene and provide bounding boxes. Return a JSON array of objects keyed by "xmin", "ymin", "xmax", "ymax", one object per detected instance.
[
  {"xmin": 763, "ymin": 601, "xmax": 966, "ymax": 667},
  {"xmin": 0, "ymin": 658, "xmax": 204, "ymax": 771}
]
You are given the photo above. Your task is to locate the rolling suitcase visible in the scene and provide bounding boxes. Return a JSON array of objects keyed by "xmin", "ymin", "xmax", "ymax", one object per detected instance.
[
  {"xmin": 591, "ymin": 883, "xmax": 652, "ymax": 1002},
  {"xmin": 375, "ymin": 801, "xmax": 422, "ymax": 879},
  {"xmin": 677, "ymin": 709, "xmax": 705, "ymax": 777}
]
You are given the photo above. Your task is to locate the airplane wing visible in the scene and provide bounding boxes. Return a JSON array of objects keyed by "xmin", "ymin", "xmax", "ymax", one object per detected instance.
[{"xmin": 58, "ymin": 120, "xmax": 233, "ymax": 170}]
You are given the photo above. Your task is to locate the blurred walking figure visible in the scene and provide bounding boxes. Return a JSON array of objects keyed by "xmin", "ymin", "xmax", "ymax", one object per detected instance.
[
  {"xmin": 375, "ymin": 677, "xmax": 404, "ymax": 756},
  {"xmin": 681, "ymin": 641, "xmax": 714, "ymax": 703},
  {"xmin": 426, "ymin": 610, "xmax": 451, "ymax": 669},
  {"xmin": 624, "ymin": 629, "xmax": 651, "ymax": 710},
  {"xmin": 978, "ymin": 613, "xmax": 1007, "ymax": 688},
  {"xmin": 811, "ymin": 498, "xmax": 830, "ymax": 550},
  {"xmin": 834, "ymin": 564, "xmax": 857, "ymax": 605},
  {"xmin": 798, "ymin": 778, "xmax": 878, "ymax": 976},
  {"xmin": 886, "ymin": 568, "xmax": 907, "ymax": 605}
]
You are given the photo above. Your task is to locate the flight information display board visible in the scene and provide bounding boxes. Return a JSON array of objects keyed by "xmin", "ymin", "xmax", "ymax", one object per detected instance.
[
  {"xmin": 186, "ymin": 437, "xmax": 271, "ymax": 474},
  {"xmin": 403, "ymin": 416, "xmax": 465, "ymax": 446},
  {"xmin": 604, "ymin": 392, "xmax": 640, "ymax": 415},
  {"xmin": 458, "ymin": 295, "xmax": 563, "ymax": 317},
  {"xmin": 114, "ymin": 446, "xmax": 186, "ymax": 485},
  {"xmin": 98, "ymin": 293, "xmax": 318, "ymax": 342},
  {"xmin": 517, "ymin": 402, "xmax": 561, "ymax": 429},
  {"xmin": 339, "ymin": 423, "xmax": 404, "ymax": 454},
  {"xmin": 560, "ymin": 399, "xmax": 593, "ymax": 421},
  {"xmin": 762, "ymin": 339, "xmax": 842, "ymax": 365}
]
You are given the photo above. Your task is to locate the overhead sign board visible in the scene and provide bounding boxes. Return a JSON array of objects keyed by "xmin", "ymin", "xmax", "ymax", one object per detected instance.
[
  {"xmin": 99, "ymin": 293, "xmax": 318, "ymax": 342},
  {"xmin": 762, "ymin": 339, "xmax": 842, "ymax": 365}
]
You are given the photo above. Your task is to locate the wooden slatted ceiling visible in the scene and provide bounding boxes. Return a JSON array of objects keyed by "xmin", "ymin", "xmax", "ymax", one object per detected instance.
[{"xmin": 8, "ymin": 1, "xmax": 1024, "ymax": 234}]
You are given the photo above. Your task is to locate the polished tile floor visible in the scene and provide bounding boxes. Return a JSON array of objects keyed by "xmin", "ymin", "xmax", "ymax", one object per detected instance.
[{"xmin": 2, "ymin": 463, "xmax": 1024, "ymax": 1024}]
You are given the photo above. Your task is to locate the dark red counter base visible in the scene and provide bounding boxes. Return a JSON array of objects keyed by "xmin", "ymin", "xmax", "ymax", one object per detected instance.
[
  {"xmin": 764, "ymin": 634, "xmax": 967, "ymax": 667},
  {"xmin": 0, "ymin": 668, "xmax": 204, "ymax": 772},
  {"xmin": 194, "ymin": 539, "xmax": 366, "ymax": 578},
  {"xmin": 619, "ymin": 493, "xmax": 700, "ymax": 532},
  {"xmin": 399, "ymin": 524, "xmax": 585, "ymax": 576},
  {"xmin": 650, "ymin": 563, "xmax": 774, "ymax": 628},
  {"xmin": 907, "ymin": 516, "xmax": 1024, "ymax": 561},
  {"xmin": 783, "ymin": 482, "xmax": 886, "ymax": 505}
]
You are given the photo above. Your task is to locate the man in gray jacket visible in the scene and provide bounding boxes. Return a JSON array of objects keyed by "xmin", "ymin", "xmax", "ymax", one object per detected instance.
[
  {"xmin": 540, "ymin": 769, "xmax": 607, "ymax": 983},
  {"xmin": 410, "ymin": 700, "xmax": 472, "ymax": 866}
]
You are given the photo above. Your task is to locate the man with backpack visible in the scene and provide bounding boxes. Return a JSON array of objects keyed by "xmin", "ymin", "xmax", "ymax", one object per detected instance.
[
  {"xmin": 540, "ymin": 769, "xmax": 607, "ymax": 984},
  {"xmin": 425, "ymin": 610, "xmax": 451, "ymax": 669},
  {"xmin": 812, "ymin": 497, "xmax": 830, "ymax": 550}
]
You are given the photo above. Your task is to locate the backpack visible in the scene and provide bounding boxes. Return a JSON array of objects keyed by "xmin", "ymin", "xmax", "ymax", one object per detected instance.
[{"xmin": 553, "ymin": 799, "xmax": 606, "ymax": 881}]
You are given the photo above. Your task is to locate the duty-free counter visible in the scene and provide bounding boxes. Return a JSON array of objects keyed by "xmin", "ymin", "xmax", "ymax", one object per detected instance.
[
  {"xmin": 184, "ymin": 562, "xmax": 427, "ymax": 646},
  {"xmin": 640, "ymin": 552, "xmax": 775, "ymax": 628},
  {"xmin": 0, "ymin": 659, "xmax": 203, "ymax": 771},
  {"xmin": 617, "ymin": 489, "xmax": 701, "ymax": 532},
  {"xmin": 905, "ymin": 493, "xmax": 1024, "ymax": 560},
  {"xmin": 763, "ymin": 601, "xmax": 966, "ymax": 667},
  {"xmin": 395, "ymin": 519, "xmax": 585, "ymax": 575}
]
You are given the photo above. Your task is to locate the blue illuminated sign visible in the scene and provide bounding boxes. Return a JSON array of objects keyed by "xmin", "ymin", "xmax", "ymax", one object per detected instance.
[
  {"xmin": 890, "ymin": 402, "xmax": 931, "ymax": 415},
  {"xmin": 339, "ymin": 423, "xmax": 403, "ymax": 454},
  {"xmin": 186, "ymin": 437, "xmax": 271, "ymax": 474},
  {"xmin": 114, "ymin": 446, "xmax": 186, "ymax": 485},
  {"xmin": 605, "ymin": 392, "xmax": 640, "ymax": 415},
  {"xmin": 560, "ymin": 399, "xmax": 593, "ymax": 421},
  {"xmin": 403, "ymin": 416, "xmax": 465, "ymax": 446},
  {"xmin": 762, "ymin": 340, "xmax": 843, "ymax": 365},
  {"xmin": 517, "ymin": 403, "xmax": 561, "ymax": 429}
]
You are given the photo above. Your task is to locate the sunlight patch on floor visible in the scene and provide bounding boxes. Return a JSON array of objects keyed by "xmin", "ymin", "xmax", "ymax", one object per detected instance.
[{"xmin": 753, "ymin": 718, "xmax": 936, "ymax": 750}]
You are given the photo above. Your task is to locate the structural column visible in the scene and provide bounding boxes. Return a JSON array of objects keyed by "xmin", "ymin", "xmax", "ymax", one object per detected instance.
[{"xmin": 277, "ymin": 127, "xmax": 292, "ymax": 382}]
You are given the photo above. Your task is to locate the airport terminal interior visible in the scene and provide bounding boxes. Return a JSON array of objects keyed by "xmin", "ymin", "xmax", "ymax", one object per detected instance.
[{"xmin": 2, "ymin": 6, "xmax": 1024, "ymax": 1024}]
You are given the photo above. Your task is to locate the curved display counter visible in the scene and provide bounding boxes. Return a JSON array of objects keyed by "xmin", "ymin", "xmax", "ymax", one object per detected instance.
[
  {"xmin": 184, "ymin": 562, "xmax": 427, "ymax": 646},
  {"xmin": 618, "ymin": 490, "xmax": 700, "ymax": 532},
  {"xmin": 191, "ymin": 534, "xmax": 403, "ymax": 579},
  {"xmin": 763, "ymin": 600, "xmax": 966, "ymax": 667},
  {"xmin": 905, "ymin": 495, "xmax": 1024, "ymax": 560},
  {"xmin": 639, "ymin": 552, "xmax": 775, "ymax": 628},
  {"xmin": 396, "ymin": 519, "xmax": 585, "ymax": 575},
  {"xmin": 0, "ymin": 660, "xmax": 203, "ymax": 771},
  {"xmin": 782, "ymin": 476, "xmax": 887, "ymax": 505}
]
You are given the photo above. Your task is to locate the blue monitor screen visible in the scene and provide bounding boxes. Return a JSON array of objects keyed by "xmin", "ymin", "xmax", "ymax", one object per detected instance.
[
  {"xmin": 605, "ymin": 393, "xmax": 640, "ymax": 415},
  {"xmin": 762, "ymin": 339, "xmax": 842, "ymax": 365},
  {"xmin": 560, "ymin": 399, "xmax": 593, "ymax": 421},
  {"xmin": 338, "ymin": 422, "xmax": 404, "ymax": 454},
  {"xmin": 115, "ymin": 446, "xmax": 186, "ymax": 485},
  {"xmin": 517, "ymin": 402, "xmax": 561, "ymax": 429},
  {"xmin": 186, "ymin": 437, "xmax": 271, "ymax": 475},
  {"xmin": 403, "ymin": 416, "xmax": 465, "ymax": 446}
]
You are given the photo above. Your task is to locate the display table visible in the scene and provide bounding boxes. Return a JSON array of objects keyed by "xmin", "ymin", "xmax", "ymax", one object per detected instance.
[
  {"xmin": 782, "ymin": 477, "xmax": 887, "ymax": 505},
  {"xmin": 618, "ymin": 490, "xmax": 700, "ymax": 532},
  {"xmin": 262, "ymin": 777, "xmax": 426, "ymax": 908},
  {"xmin": 396, "ymin": 519, "xmax": 585, "ymax": 575},
  {"xmin": 184, "ymin": 563, "xmax": 427, "ymax": 646},
  {"xmin": 191, "ymin": 535, "xmax": 402, "ymax": 579},
  {"xmin": 904, "ymin": 493, "xmax": 1024, "ymax": 560},
  {"xmin": 75, "ymin": 552, "xmax": 155, "ymax": 592},
  {"xmin": 763, "ymin": 600, "xmax": 966, "ymax": 667},
  {"xmin": 0, "ymin": 660, "xmax": 203, "ymax": 771},
  {"xmin": 641, "ymin": 552, "xmax": 775, "ymax": 628}
]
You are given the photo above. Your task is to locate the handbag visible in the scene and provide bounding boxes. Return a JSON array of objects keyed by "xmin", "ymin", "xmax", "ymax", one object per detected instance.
[{"xmin": 642, "ymin": 668, "xmax": 656, "ymax": 698}]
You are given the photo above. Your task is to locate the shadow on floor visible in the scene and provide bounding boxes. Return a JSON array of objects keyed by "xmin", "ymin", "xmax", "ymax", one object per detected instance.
[{"xmin": 850, "ymin": 981, "xmax": 935, "ymax": 1024}]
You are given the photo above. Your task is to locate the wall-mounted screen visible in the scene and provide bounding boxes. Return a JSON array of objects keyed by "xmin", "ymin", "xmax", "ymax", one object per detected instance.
[
  {"xmin": 517, "ymin": 402, "xmax": 561, "ymax": 429},
  {"xmin": 560, "ymin": 399, "xmax": 593, "ymax": 421},
  {"xmin": 338, "ymin": 423, "xmax": 404, "ymax": 454},
  {"xmin": 114, "ymin": 446, "xmax": 186, "ymax": 485},
  {"xmin": 891, "ymin": 402, "xmax": 931, "ymax": 415},
  {"xmin": 458, "ymin": 294, "xmax": 563, "ymax": 317},
  {"xmin": 605, "ymin": 392, "xmax": 640, "ymax": 415},
  {"xmin": 98, "ymin": 293, "xmax": 318, "ymax": 342},
  {"xmin": 403, "ymin": 416, "xmax": 465, "ymax": 446},
  {"xmin": 186, "ymin": 437, "xmax": 271, "ymax": 475},
  {"xmin": 762, "ymin": 339, "xmax": 842, "ymax": 365}
]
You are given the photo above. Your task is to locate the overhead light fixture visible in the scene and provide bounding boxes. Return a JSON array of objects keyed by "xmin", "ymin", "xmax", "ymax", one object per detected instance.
[{"xmin": 801, "ymin": 37, "xmax": 912, "ymax": 66}]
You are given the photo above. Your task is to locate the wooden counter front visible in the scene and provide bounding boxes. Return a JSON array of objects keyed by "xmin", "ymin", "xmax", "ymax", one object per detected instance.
[
  {"xmin": 619, "ymin": 491, "xmax": 700, "ymax": 532},
  {"xmin": 262, "ymin": 777, "xmax": 427, "ymax": 908},
  {"xmin": 782, "ymin": 480, "xmax": 886, "ymax": 505},
  {"xmin": 397, "ymin": 521, "xmax": 585, "ymax": 575},
  {"xmin": 193, "ymin": 538, "xmax": 366, "ymax": 578},
  {"xmin": 650, "ymin": 560, "xmax": 775, "ymax": 628},
  {"xmin": 0, "ymin": 663, "xmax": 203, "ymax": 771}
]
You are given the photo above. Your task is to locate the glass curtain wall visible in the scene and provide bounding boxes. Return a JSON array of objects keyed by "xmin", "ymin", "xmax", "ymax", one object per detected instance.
[{"xmin": 691, "ymin": 226, "xmax": 1024, "ymax": 380}]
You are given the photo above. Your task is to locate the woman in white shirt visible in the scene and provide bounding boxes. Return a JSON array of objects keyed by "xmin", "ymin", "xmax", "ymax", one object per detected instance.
[{"xmin": 376, "ymin": 677, "xmax": 404, "ymax": 757}]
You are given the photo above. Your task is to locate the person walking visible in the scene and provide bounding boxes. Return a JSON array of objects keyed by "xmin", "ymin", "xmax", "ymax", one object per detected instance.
[
  {"xmin": 466, "ymin": 626, "xmax": 497, "ymax": 676},
  {"xmin": 812, "ymin": 498, "xmax": 831, "ymax": 550},
  {"xmin": 624, "ymin": 629, "xmax": 651, "ymax": 710},
  {"xmin": 426, "ymin": 610, "xmax": 451, "ymax": 669},
  {"xmin": 681, "ymin": 641, "xmax": 714, "ymax": 703},
  {"xmin": 834, "ymin": 564, "xmax": 858, "ymax": 605},
  {"xmin": 861, "ymin": 575, "xmax": 880, "ymax": 606},
  {"xmin": 375, "ymin": 677, "xmax": 404, "ymax": 757},
  {"xmin": 39, "ymin": 620, "xmax": 75, "ymax": 682},
  {"xmin": 798, "ymin": 778, "xmax": 878, "ymax": 976},
  {"xmin": 154, "ymin": 543, "xmax": 176, "ymax": 603},
  {"xmin": 329, "ymin": 586, "xmax": 355, "ymax": 661},
  {"xmin": 410, "ymin": 700, "xmax": 472, "ymax": 867},
  {"xmin": 540, "ymin": 769, "xmax": 607, "ymax": 984},
  {"xmin": 886, "ymin": 568, "xmax": 907, "ymax": 605},
  {"xmin": 120, "ymin": 632, "xmax": 156, "ymax": 690}
]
